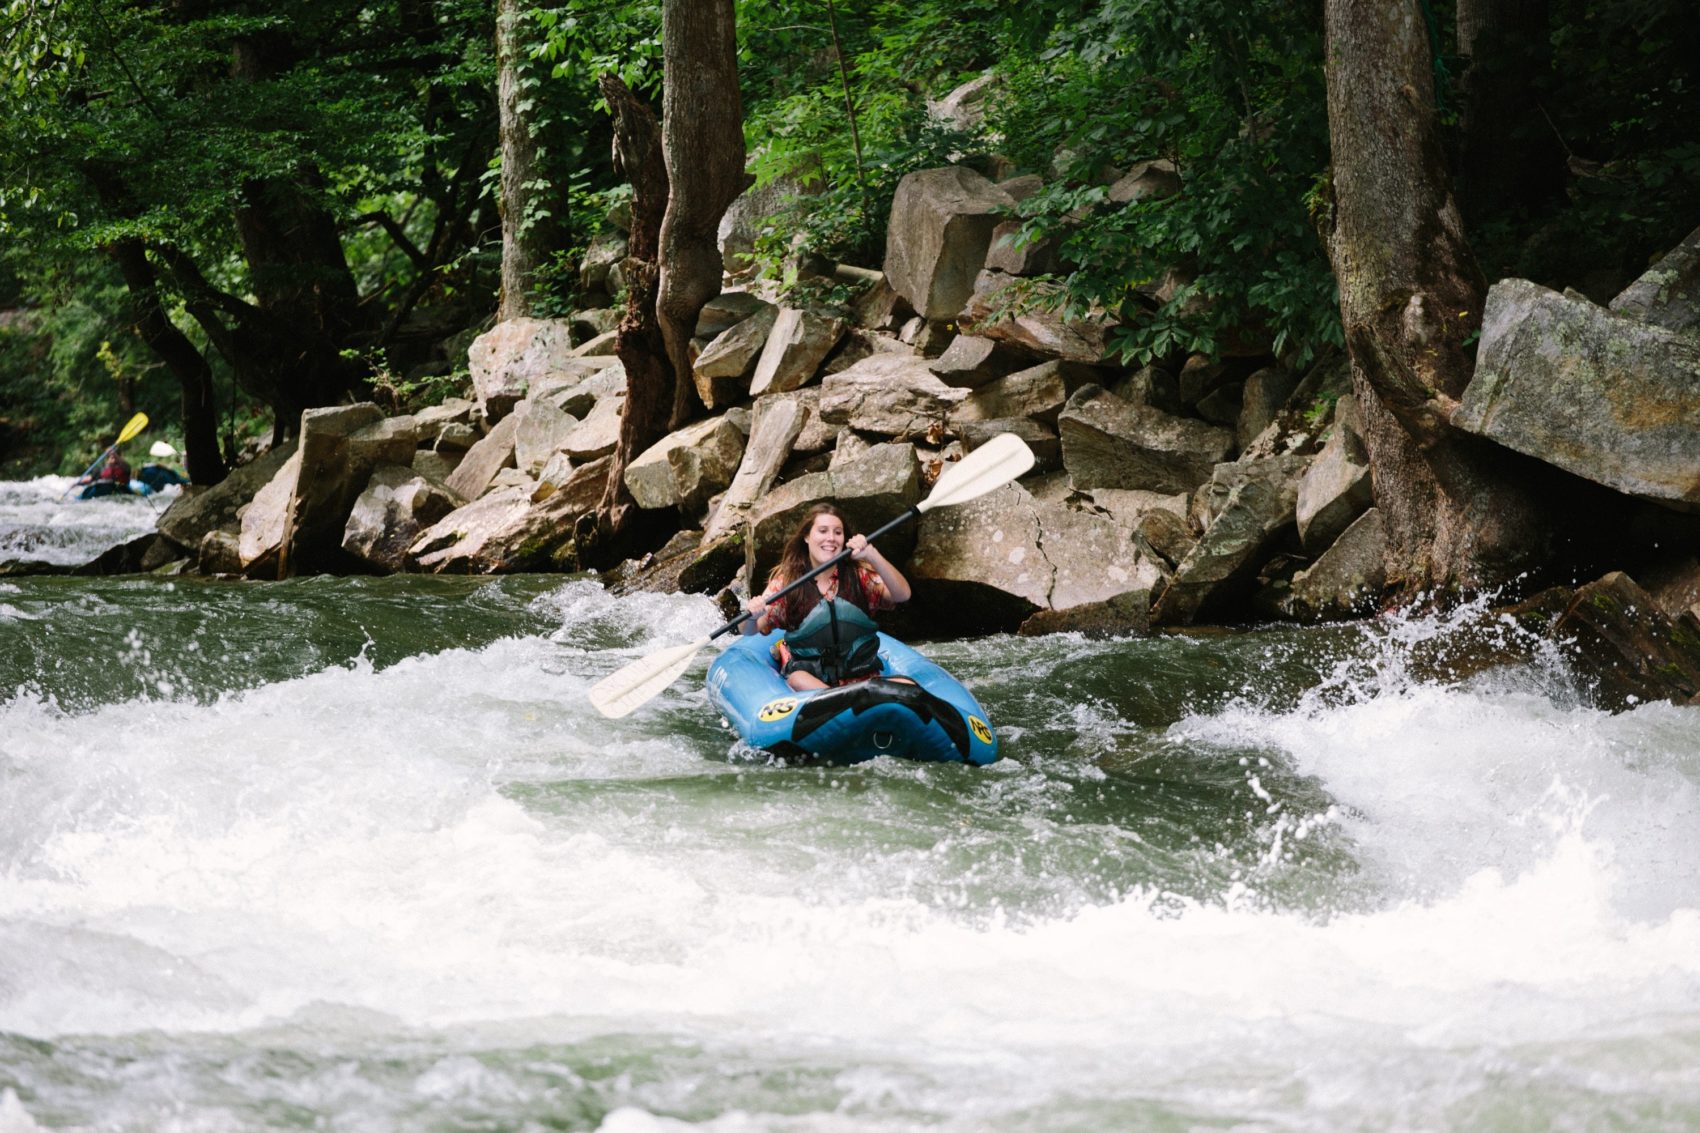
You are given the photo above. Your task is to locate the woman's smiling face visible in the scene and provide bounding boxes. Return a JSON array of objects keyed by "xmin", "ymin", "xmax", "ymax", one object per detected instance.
[{"xmin": 805, "ymin": 513, "xmax": 845, "ymax": 565}]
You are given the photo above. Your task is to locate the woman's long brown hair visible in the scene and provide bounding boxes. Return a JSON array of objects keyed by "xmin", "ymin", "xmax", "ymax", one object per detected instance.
[{"xmin": 766, "ymin": 502, "xmax": 869, "ymax": 627}]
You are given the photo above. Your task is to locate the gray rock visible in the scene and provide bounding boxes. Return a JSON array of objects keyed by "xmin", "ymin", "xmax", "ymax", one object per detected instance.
[
  {"xmin": 579, "ymin": 230, "xmax": 627, "ymax": 297},
  {"xmin": 560, "ymin": 389, "xmax": 623, "ymax": 461},
  {"xmin": 984, "ymin": 217, "xmax": 1062, "ymax": 276},
  {"xmin": 748, "ymin": 307, "xmax": 844, "ymax": 397},
  {"xmin": 702, "ymin": 395, "xmax": 809, "ymax": 547},
  {"xmin": 952, "ymin": 360, "xmax": 1079, "ymax": 426},
  {"xmin": 1295, "ymin": 410, "xmax": 1372, "ymax": 553},
  {"xmin": 570, "ymin": 329, "xmax": 619, "ymax": 357},
  {"xmin": 696, "ymin": 291, "xmax": 773, "ymax": 337},
  {"xmin": 342, "ymin": 465, "xmax": 459, "ymax": 573},
  {"xmin": 445, "ymin": 408, "xmax": 523, "ymax": 502},
  {"xmin": 927, "ymin": 334, "xmax": 1032, "ymax": 389},
  {"xmin": 284, "ymin": 406, "xmax": 417, "ymax": 576},
  {"xmin": 1107, "ymin": 159, "xmax": 1181, "ymax": 204},
  {"xmin": 157, "ymin": 442, "xmax": 296, "ymax": 554},
  {"xmin": 1058, "ymin": 385, "xmax": 1235, "ymax": 494},
  {"xmin": 1236, "ymin": 368, "xmax": 1299, "ymax": 451},
  {"xmin": 1609, "ymin": 224, "xmax": 1700, "ymax": 337},
  {"xmin": 624, "ymin": 414, "xmax": 747, "ymax": 512},
  {"xmin": 958, "ymin": 418, "xmax": 1061, "ymax": 472},
  {"xmin": 1455, "ymin": 278, "xmax": 1700, "ymax": 509},
  {"xmin": 883, "ymin": 166, "xmax": 1015, "ymax": 320},
  {"xmin": 513, "ymin": 398, "xmax": 580, "ymax": 477},
  {"xmin": 907, "ymin": 480, "xmax": 1163, "ymax": 636},
  {"xmin": 237, "ymin": 451, "xmax": 301, "ymax": 577},
  {"xmin": 957, "ymin": 269, "xmax": 1110, "ymax": 363},
  {"xmin": 693, "ymin": 304, "xmax": 778, "ymax": 410},
  {"xmin": 718, "ymin": 161, "xmax": 821, "ymax": 275},
  {"xmin": 818, "ymin": 353, "xmax": 968, "ymax": 441},
  {"xmin": 1287, "ymin": 508, "xmax": 1387, "ymax": 622},
  {"xmin": 411, "ymin": 457, "xmax": 611, "ymax": 573},
  {"xmin": 1153, "ymin": 464, "xmax": 1306, "ymax": 626},
  {"xmin": 467, "ymin": 318, "xmax": 576, "ymax": 423}
]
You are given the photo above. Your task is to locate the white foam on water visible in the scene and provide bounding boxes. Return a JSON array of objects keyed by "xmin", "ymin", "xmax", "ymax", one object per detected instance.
[
  {"xmin": 0, "ymin": 476, "xmax": 171, "ymax": 567},
  {"xmin": 4, "ymin": 588, "xmax": 1700, "ymax": 1127}
]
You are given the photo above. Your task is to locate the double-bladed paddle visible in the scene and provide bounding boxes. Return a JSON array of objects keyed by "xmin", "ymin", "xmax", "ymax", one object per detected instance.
[{"xmin": 588, "ymin": 431, "xmax": 1036, "ymax": 719}]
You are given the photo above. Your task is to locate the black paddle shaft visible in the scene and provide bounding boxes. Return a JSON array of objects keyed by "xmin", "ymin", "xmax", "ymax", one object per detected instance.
[{"xmin": 710, "ymin": 503, "xmax": 923, "ymax": 642}]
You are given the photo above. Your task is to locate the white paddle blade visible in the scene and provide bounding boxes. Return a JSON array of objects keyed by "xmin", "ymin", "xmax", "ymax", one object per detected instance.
[
  {"xmin": 588, "ymin": 637, "xmax": 708, "ymax": 718},
  {"xmin": 149, "ymin": 441, "xmax": 178, "ymax": 458},
  {"xmin": 921, "ymin": 432, "xmax": 1036, "ymax": 512}
]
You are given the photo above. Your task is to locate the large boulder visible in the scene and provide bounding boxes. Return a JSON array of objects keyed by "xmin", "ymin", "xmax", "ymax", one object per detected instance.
[
  {"xmin": 748, "ymin": 308, "xmax": 846, "ymax": 397},
  {"xmin": 1294, "ymin": 396, "xmax": 1372, "ymax": 553},
  {"xmin": 818, "ymin": 353, "xmax": 969, "ymax": 441},
  {"xmin": 157, "ymin": 441, "xmax": 297, "ymax": 555},
  {"xmin": 702, "ymin": 395, "xmax": 809, "ymax": 547},
  {"xmin": 624, "ymin": 414, "xmax": 747, "ymax": 511},
  {"xmin": 907, "ymin": 479, "xmax": 1164, "ymax": 636},
  {"xmin": 952, "ymin": 360, "xmax": 1085, "ymax": 427},
  {"xmin": 444, "ymin": 408, "xmax": 523, "ymax": 502},
  {"xmin": 513, "ymin": 398, "xmax": 580, "ymax": 478},
  {"xmin": 1453, "ymin": 278, "xmax": 1700, "ymax": 510},
  {"xmin": 467, "ymin": 318, "xmax": 577, "ymax": 423},
  {"xmin": 693, "ymin": 303, "xmax": 778, "ymax": 409},
  {"xmin": 1545, "ymin": 571, "xmax": 1700, "ymax": 709},
  {"xmin": 1152, "ymin": 459, "xmax": 1306, "ymax": 626},
  {"xmin": 1286, "ymin": 508, "xmax": 1387, "ymax": 622},
  {"xmin": 927, "ymin": 334, "xmax": 1033, "ymax": 389},
  {"xmin": 1058, "ymin": 385, "xmax": 1235, "ymax": 494},
  {"xmin": 237, "ymin": 451, "xmax": 301, "ymax": 577},
  {"xmin": 282, "ymin": 406, "xmax": 418, "ymax": 575},
  {"xmin": 410, "ymin": 456, "xmax": 611, "ymax": 573},
  {"xmin": 957, "ymin": 270, "xmax": 1111, "ymax": 363},
  {"xmin": 1608, "ymin": 223, "xmax": 1700, "ymax": 337},
  {"xmin": 718, "ymin": 161, "xmax": 821, "ymax": 275},
  {"xmin": 883, "ymin": 166, "xmax": 1016, "ymax": 321},
  {"xmin": 341, "ymin": 465, "xmax": 459, "ymax": 573}
]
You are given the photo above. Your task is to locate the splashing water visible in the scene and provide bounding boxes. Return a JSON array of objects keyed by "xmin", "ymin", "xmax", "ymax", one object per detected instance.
[{"xmin": 3, "ymin": 567, "xmax": 1699, "ymax": 1131}]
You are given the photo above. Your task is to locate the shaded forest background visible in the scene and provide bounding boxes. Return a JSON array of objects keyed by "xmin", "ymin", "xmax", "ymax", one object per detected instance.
[{"xmin": 2, "ymin": 0, "xmax": 1695, "ymax": 481}]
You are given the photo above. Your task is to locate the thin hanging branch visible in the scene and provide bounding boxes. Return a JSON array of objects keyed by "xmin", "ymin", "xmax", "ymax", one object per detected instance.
[{"xmin": 823, "ymin": 0, "xmax": 864, "ymax": 195}]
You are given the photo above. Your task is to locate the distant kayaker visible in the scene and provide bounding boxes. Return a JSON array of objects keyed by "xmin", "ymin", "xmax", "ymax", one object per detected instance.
[
  {"xmin": 76, "ymin": 449, "xmax": 133, "ymax": 491},
  {"xmin": 741, "ymin": 502, "xmax": 913, "ymax": 690}
]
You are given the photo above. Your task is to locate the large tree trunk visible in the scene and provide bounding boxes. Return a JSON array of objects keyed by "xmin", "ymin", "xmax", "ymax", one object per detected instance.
[
  {"xmin": 657, "ymin": 0, "xmax": 745, "ymax": 430},
  {"xmin": 1323, "ymin": 0, "xmax": 1548, "ymax": 600},
  {"xmin": 229, "ymin": 36, "xmax": 366, "ymax": 429},
  {"xmin": 577, "ymin": 74, "xmax": 677, "ymax": 568},
  {"xmin": 1456, "ymin": 0, "xmax": 1563, "ymax": 225},
  {"xmin": 494, "ymin": 0, "xmax": 560, "ymax": 321},
  {"xmin": 107, "ymin": 239, "xmax": 228, "ymax": 487}
]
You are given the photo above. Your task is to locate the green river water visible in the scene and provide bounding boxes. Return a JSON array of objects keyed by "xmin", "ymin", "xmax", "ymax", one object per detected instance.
[{"xmin": 3, "ymin": 478, "xmax": 1700, "ymax": 1131}]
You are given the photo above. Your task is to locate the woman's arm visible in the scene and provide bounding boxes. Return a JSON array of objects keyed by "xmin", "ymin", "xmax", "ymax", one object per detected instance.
[{"xmin": 849, "ymin": 535, "xmax": 911, "ymax": 604}]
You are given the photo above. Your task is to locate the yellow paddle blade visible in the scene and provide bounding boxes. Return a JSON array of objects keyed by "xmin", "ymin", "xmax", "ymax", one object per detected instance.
[
  {"xmin": 115, "ymin": 412, "xmax": 149, "ymax": 446},
  {"xmin": 588, "ymin": 637, "xmax": 709, "ymax": 718}
]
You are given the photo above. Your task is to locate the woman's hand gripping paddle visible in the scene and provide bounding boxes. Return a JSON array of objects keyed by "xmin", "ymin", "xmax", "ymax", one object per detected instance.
[{"xmin": 587, "ymin": 432, "xmax": 1037, "ymax": 718}]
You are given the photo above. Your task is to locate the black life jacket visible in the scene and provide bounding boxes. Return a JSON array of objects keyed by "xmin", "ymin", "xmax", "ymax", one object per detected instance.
[{"xmin": 782, "ymin": 597, "xmax": 883, "ymax": 685}]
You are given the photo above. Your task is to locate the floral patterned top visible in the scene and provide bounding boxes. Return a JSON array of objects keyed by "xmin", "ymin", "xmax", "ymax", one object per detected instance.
[{"xmin": 761, "ymin": 562, "xmax": 892, "ymax": 631}]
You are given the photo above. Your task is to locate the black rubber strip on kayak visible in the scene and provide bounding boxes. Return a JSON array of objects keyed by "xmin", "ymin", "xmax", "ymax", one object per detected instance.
[{"xmin": 789, "ymin": 678, "xmax": 972, "ymax": 761}]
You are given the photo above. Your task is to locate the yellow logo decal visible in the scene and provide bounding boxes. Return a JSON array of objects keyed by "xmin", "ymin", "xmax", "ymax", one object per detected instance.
[
  {"xmin": 968, "ymin": 715, "xmax": 993, "ymax": 745},
  {"xmin": 758, "ymin": 697, "xmax": 799, "ymax": 722}
]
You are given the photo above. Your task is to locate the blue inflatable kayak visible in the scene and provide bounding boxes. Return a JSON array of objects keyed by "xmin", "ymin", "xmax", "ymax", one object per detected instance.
[{"xmin": 706, "ymin": 630, "xmax": 999, "ymax": 765}]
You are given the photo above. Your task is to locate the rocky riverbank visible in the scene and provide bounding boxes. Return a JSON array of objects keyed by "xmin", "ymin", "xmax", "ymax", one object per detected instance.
[{"xmin": 9, "ymin": 147, "xmax": 1700, "ymax": 709}]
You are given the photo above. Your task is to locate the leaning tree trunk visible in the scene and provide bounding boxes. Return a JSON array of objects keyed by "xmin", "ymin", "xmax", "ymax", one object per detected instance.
[
  {"xmin": 657, "ymin": 0, "xmax": 746, "ymax": 430},
  {"xmin": 107, "ymin": 238, "xmax": 228, "ymax": 486},
  {"xmin": 576, "ymin": 74, "xmax": 677, "ymax": 568},
  {"xmin": 1323, "ymin": 0, "xmax": 1548, "ymax": 600},
  {"xmin": 495, "ymin": 0, "xmax": 560, "ymax": 321}
]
